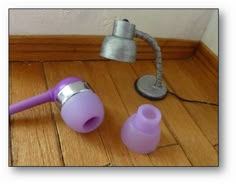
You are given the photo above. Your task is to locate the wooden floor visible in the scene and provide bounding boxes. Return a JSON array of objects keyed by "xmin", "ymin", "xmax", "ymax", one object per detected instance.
[{"xmin": 9, "ymin": 57, "xmax": 218, "ymax": 166}]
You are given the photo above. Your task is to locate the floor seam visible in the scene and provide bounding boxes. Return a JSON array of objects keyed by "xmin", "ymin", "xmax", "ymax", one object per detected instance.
[
  {"xmin": 42, "ymin": 63, "xmax": 65, "ymax": 166},
  {"xmin": 130, "ymin": 61, "xmax": 193, "ymax": 166}
]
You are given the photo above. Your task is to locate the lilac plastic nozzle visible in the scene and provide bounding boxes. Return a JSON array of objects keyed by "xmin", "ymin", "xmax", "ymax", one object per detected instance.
[
  {"xmin": 121, "ymin": 104, "xmax": 161, "ymax": 154},
  {"xmin": 10, "ymin": 77, "xmax": 104, "ymax": 133}
]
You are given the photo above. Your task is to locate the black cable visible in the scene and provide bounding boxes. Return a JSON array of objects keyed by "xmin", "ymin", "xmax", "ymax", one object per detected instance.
[{"xmin": 167, "ymin": 90, "xmax": 219, "ymax": 106}]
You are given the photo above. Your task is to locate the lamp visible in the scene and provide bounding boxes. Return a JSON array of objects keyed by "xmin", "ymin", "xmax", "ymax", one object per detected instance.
[{"xmin": 100, "ymin": 19, "xmax": 167, "ymax": 100}]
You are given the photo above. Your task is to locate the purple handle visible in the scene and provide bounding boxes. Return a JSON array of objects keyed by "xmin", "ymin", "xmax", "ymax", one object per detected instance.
[
  {"xmin": 9, "ymin": 90, "xmax": 53, "ymax": 115},
  {"xmin": 9, "ymin": 76, "xmax": 105, "ymax": 133},
  {"xmin": 9, "ymin": 77, "xmax": 82, "ymax": 115}
]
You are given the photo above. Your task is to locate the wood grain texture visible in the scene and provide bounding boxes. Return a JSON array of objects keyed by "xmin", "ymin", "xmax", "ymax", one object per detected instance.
[
  {"xmin": 91, "ymin": 61, "xmax": 179, "ymax": 166},
  {"xmin": 131, "ymin": 61, "xmax": 218, "ymax": 166},
  {"xmin": 10, "ymin": 63, "xmax": 63, "ymax": 166},
  {"xmin": 106, "ymin": 62, "xmax": 196, "ymax": 166},
  {"xmin": 43, "ymin": 62, "xmax": 109, "ymax": 166},
  {"xmin": 10, "ymin": 51, "xmax": 194, "ymax": 62},
  {"xmin": 9, "ymin": 53, "xmax": 218, "ymax": 166},
  {"xmin": 107, "ymin": 62, "xmax": 177, "ymax": 148},
  {"xmin": 42, "ymin": 61, "xmax": 190, "ymax": 166},
  {"xmin": 10, "ymin": 44, "xmax": 195, "ymax": 53},
  {"xmin": 78, "ymin": 61, "xmax": 150, "ymax": 166},
  {"xmin": 44, "ymin": 62, "xmax": 133, "ymax": 166},
  {"xmin": 164, "ymin": 59, "xmax": 218, "ymax": 103},
  {"xmin": 9, "ymin": 35, "xmax": 199, "ymax": 61},
  {"xmin": 149, "ymin": 145, "xmax": 191, "ymax": 166},
  {"xmin": 9, "ymin": 35, "xmax": 198, "ymax": 47},
  {"xmin": 163, "ymin": 59, "xmax": 218, "ymax": 145},
  {"xmin": 194, "ymin": 41, "xmax": 218, "ymax": 77}
]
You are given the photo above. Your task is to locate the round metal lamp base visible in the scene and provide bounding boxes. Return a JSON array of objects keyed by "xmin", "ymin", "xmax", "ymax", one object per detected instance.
[{"xmin": 134, "ymin": 75, "xmax": 167, "ymax": 100}]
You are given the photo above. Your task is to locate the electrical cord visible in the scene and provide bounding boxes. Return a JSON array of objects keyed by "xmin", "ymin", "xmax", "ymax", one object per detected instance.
[{"xmin": 167, "ymin": 90, "xmax": 219, "ymax": 106}]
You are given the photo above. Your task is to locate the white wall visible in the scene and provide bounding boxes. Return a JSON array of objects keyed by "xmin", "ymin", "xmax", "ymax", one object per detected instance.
[
  {"xmin": 201, "ymin": 10, "xmax": 218, "ymax": 55},
  {"xmin": 9, "ymin": 9, "xmax": 214, "ymax": 40}
]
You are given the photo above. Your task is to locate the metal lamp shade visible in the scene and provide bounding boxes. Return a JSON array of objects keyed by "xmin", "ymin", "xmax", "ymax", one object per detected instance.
[
  {"xmin": 100, "ymin": 35, "xmax": 136, "ymax": 62},
  {"xmin": 100, "ymin": 20, "xmax": 137, "ymax": 62},
  {"xmin": 100, "ymin": 19, "xmax": 167, "ymax": 100}
]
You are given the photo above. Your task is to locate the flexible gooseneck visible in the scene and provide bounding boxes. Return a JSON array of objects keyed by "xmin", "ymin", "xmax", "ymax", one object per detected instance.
[
  {"xmin": 100, "ymin": 19, "xmax": 167, "ymax": 100},
  {"xmin": 135, "ymin": 30, "xmax": 163, "ymax": 88}
]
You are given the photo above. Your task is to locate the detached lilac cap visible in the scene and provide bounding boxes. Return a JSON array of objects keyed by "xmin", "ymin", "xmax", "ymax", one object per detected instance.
[{"xmin": 121, "ymin": 104, "xmax": 161, "ymax": 154}]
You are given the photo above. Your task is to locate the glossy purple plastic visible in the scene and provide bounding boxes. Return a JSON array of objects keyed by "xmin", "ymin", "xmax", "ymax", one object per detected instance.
[
  {"xmin": 121, "ymin": 104, "xmax": 161, "ymax": 154},
  {"xmin": 9, "ymin": 77, "xmax": 82, "ymax": 115},
  {"xmin": 61, "ymin": 90, "xmax": 104, "ymax": 133},
  {"xmin": 9, "ymin": 77, "xmax": 105, "ymax": 133}
]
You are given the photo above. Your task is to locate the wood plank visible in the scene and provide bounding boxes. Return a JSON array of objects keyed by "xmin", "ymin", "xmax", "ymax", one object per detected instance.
[
  {"xmin": 131, "ymin": 60, "xmax": 218, "ymax": 166},
  {"xmin": 214, "ymin": 145, "xmax": 218, "ymax": 151},
  {"xmin": 9, "ymin": 51, "xmax": 194, "ymax": 62},
  {"xmin": 43, "ymin": 61, "xmax": 182, "ymax": 166},
  {"xmin": 10, "ymin": 44, "xmax": 101, "ymax": 52},
  {"xmin": 9, "ymin": 35, "xmax": 198, "ymax": 62},
  {"xmin": 84, "ymin": 61, "xmax": 191, "ymax": 166},
  {"xmin": 10, "ymin": 44, "xmax": 195, "ymax": 53},
  {"xmin": 107, "ymin": 62, "xmax": 176, "ymax": 147},
  {"xmin": 10, "ymin": 35, "xmax": 198, "ymax": 47},
  {"xmin": 195, "ymin": 51, "xmax": 218, "ymax": 77},
  {"xmin": 43, "ymin": 62, "xmax": 110, "ymax": 166},
  {"xmin": 162, "ymin": 46, "xmax": 195, "ymax": 52},
  {"xmin": 163, "ymin": 59, "xmax": 218, "ymax": 145},
  {"xmin": 106, "ymin": 61, "xmax": 188, "ymax": 166},
  {"xmin": 8, "ymin": 143, "xmax": 12, "ymax": 166},
  {"xmin": 195, "ymin": 41, "xmax": 218, "ymax": 72},
  {"xmin": 10, "ymin": 63, "xmax": 63, "ymax": 166},
  {"xmin": 164, "ymin": 39, "xmax": 199, "ymax": 47},
  {"xmin": 149, "ymin": 145, "xmax": 191, "ymax": 166},
  {"xmin": 192, "ymin": 56, "xmax": 218, "ymax": 84},
  {"xmin": 179, "ymin": 104, "xmax": 218, "ymax": 145},
  {"xmin": 67, "ymin": 61, "xmax": 151, "ymax": 166},
  {"xmin": 10, "ymin": 51, "xmax": 105, "ymax": 61},
  {"xmin": 9, "ymin": 35, "xmax": 105, "ymax": 45},
  {"xmin": 163, "ymin": 59, "xmax": 218, "ymax": 103}
]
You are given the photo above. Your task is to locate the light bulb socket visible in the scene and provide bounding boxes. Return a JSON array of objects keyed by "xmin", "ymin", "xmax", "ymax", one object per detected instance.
[{"xmin": 112, "ymin": 20, "xmax": 136, "ymax": 39}]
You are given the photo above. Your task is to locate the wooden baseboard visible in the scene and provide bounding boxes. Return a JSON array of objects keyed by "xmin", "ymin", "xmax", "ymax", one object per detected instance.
[
  {"xmin": 194, "ymin": 41, "xmax": 218, "ymax": 75},
  {"xmin": 9, "ymin": 35, "xmax": 199, "ymax": 62}
]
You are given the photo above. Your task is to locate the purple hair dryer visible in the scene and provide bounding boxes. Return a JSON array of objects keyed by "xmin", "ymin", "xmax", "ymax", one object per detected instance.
[{"xmin": 10, "ymin": 77, "xmax": 105, "ymax": 133}]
